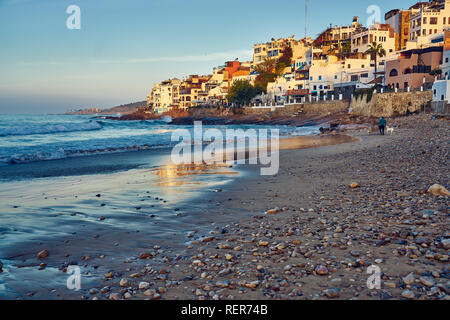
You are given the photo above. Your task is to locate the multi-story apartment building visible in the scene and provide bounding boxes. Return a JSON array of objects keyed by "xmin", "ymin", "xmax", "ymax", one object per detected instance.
[
  {"xmin": 385, "ymin": 9, "xmax": 414, "ymax": 50},
  {"xmin": 252, "ymin": 36, "xmax": 311, "ymax": 65},
  {"xmin": 149, "ymin": 78, "xmax": 181, "ymax": 114},
  {"xmin": 351, "ymin": 23, "xmax": 396, "ymax": 54},
  {"xmin": 385, "ymin": 46, "xmax": 443, "ymax": 90},
  {"xmin": 178, "ymin": 75, "xmax": 211, "ymax": 109},
  {"xmin": 409, "ymin": 0, "xmax": 450, "ymax": 42},
  {"xmin": 315, "ymin": 17, "xmax": 362, "ymax": 52}
]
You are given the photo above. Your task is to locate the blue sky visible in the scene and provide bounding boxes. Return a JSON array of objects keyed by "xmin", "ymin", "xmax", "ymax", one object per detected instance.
[{"xmin": 0, "ymin": 0, "xmax": 415, "ymax": 114}]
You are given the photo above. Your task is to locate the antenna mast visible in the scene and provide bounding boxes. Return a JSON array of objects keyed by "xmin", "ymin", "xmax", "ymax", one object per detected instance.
[{"xmin": 305, "ymin": 0, "xmax": 308, "ymax": 38}]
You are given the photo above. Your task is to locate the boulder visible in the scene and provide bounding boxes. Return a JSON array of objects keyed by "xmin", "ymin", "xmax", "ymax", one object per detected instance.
[{"xmin": 427, "ymin": 184, "xmax": 450, "ymax": 197}]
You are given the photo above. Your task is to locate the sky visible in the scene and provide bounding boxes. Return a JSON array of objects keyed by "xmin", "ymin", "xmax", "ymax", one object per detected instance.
[{"xmin": 0, "ymin": 0, "xmax": 416, "ymax": 114}]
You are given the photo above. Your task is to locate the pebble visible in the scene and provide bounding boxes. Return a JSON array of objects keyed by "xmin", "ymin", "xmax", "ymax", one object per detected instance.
[
  {"xmin": 37, "ymin": 250, "xmax": 49, "ymax": 260},
  {"xmin": 245, "ymin": 281, "xmax": 260, "ymax": 289},
  {"xmin": 324, "ymin": 288, "xmax": 340, "ymax": 298},
  {"xmin": 139, "ymin": 282, "xmax": 150, "ymax": 290},
  {"xmin": 216, "ymin": 280, "xmax": 230, "ymax": 288},
  {"xmin": 109, "ymin": 293, "xmax": 121, "ymax": 300},
  {"xmin": 315, "ymin": 265, "xmax": 329, "ymax": 276},
  {"xmin": 403, "ymin": 273, "xmax": 415, "ymax": 285},
  {"xmin": 401, "ymin": 290, "xmax": 415, "ymax": 299},
  {"xmin": 419, "ymin": 277, "xmax": 435, "ymax": 287},
  {"xmin": 119, "ymin": 278, "xmax": 128, "ymax": 287}
]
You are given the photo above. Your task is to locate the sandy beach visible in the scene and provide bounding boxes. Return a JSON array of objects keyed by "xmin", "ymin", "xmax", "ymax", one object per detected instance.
[{"xmin": 0, "ymin": 114, "xmax": 448, "ymax": 300}]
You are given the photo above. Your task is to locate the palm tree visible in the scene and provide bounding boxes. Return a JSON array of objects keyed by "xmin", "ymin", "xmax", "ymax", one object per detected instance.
[
  {"xmin": 365, "ymin": 42, "xmax": 386, "ymax": 84},
  {"xmin": 254, "ymin": 57, "xmax": 277, "ymax": 75}
]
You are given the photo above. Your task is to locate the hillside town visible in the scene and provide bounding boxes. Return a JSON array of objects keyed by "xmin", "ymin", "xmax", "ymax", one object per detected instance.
[{"xmin": 147, "ymin": 0, "xmax": 450, "ymax": 115}]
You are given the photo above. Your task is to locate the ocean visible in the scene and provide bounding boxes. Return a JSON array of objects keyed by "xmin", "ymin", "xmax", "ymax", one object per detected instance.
[{"xmin": 0, "ymin": 114, "xmax": 319, "ymax": 170}]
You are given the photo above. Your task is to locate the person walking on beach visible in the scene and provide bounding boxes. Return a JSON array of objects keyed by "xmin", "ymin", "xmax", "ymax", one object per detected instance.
[{"xmin": 379, "ymin": 117, "xmax": 387, "ymax": 135}]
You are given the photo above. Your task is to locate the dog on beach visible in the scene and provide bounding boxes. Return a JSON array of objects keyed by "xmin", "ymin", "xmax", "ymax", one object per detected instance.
[{"xmin": 386, "ymin": 127, "xmax": 394, "ymax": 135}]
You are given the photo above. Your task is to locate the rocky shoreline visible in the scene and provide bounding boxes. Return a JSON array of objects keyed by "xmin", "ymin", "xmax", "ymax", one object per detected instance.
[
  {"xmin": 3, "ymin": 114, "xmax": 448, "ymax": 300},
  {"xmin": 66, "ymin": 115, "xmax": 449, "ymax": 300}
]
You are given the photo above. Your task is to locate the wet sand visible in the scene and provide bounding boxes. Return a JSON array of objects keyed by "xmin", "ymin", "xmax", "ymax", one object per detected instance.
[{"xmin": 0, "ymin": 134, "xmax": 358, "ymax": 299}]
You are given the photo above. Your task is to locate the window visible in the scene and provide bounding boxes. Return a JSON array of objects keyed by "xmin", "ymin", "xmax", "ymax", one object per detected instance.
[
  {"xmin": 444, "ymin": 17, "xmax": 447, "ymax": 24},
  {"xmin": 361, "ymin": 73, "xmax": 369, "ymax": 78},
  {"xmin": 318, "ymin": 75, "xmax": 322, "ymax": 80},
  {"xmin": 389, "ymin": 69, "xmax": 398, "ymax": 77},
  {"xmin": 430, "ymin": 17, "xmax": 438, "ymax": 25},
  {"xmin": 351, "ymin": 75, "xmax": 359, "ymax": 81},
  {"xmin": 423, "ymin": 17, "xmax": 427, "ymax": 24}
]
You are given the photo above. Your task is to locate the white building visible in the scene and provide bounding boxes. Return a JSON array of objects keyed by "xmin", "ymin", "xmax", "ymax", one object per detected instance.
[
  {"xmin": 351, "ymin": 23, "xmax": 396, "ymax": 55},
  {"xmin": 149, "ymin": 78, "xmax": 181, "ymax": 114},
  {"xmin": 409, "ymin": 0, "xmax": 450, "ymax": 43}
]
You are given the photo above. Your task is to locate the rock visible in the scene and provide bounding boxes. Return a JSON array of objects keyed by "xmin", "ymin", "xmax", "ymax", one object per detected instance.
[
  {"xmin": 89, "ymin": 288, "xmax": 99, "ymax": 295},
  {"xmin": 139, "ymin": 282, "xmax": 150, "ymax": 290},
  {"xmin": 196, "ymin": 289, "xmax": 205, "ymax": 296},
  {"xmin": 315, "ymin": 265, "xmax": 329, "ymax": 276},
  {"xmin": 324, "ymin": 288, "xmax": 340, "ymax": 298},
  {"xmin": 403, "ymin": 273, "xmax": 415, "ymax": 285},
  {"xmin": 350, "ymin": 250, "xmax": 361, "ymax": 257},
  {"xmin": 218, "ymin": 268, "xmax": 231, "ymax": 276},
  {"xmin": 100, "ymin": 286, "xmax": 110, "ymax": 294},
  {"xmin": 225, "ymin": 254, "xmax": 233, "ymax": 261},
  {"xmin": 216, "ymin": 280, "xmax": 230, "ymax": 288},
  {"xmin": 119, "ymin": 278, "xmax": 128, "ymax": 287},
  {"xmin": 266, "ymin": 208, "xmax": 280, "ymax": 214},
  {"xmin": 0, "ymin": 260, "xmax": 2, "ymax": 272},
  {"xmin": 37, "ymin": 250, "xmax": 49, "ymax": 259},
  {"xmin": 401, "ymin": 290, "xmax": 415, "ymax": 299},
  {"xmin": 124, "ymin": 292, "xmax": 132, "ymax": 299},
  {"xmin": 104, "ymin": 272, "xmax": 113, "ymax": 279},
  {"xmin": 139, "ymin": 253, "xmax": 151, "ymax": 259},
  {"xmin": 144, "ymin": 289, "xmax": 155, "ymax": 296},
  {"xmin": 130, "ymin": 273, "xmax": 141, "ymax": 278},
  {"xmin": 202, "ymin": 236, "xmax": 214, "ymax": 243},
  {"xmin": 350, "ymin": 182, "xmax": 359, "ymax": 189},
  {"xmin": 419, "ymin": 277, "xmax": 435, "ymax": 287},
  {"xmin": 427, "ymin": 184, "xmax": 450, "ymax": 197},
  {"xmin": 152, "ymin": 293, "xmax": 161, "ymax": 300},
  {"xmin": 259, "ymin": 241, "xmax": 269, "ymax": 247},
  {"xmin": 109, "ymin": 293, "xmax": 121, "ymax": 300},
  {"xmin": 384, "ymin": 282, "xmax": 396, "ymax": 289},
  {"xmin": 245, "ymin": 281, "xmax": 260, "ymax": 289},
  {"xmin": 442, "ymin": 239, "xmax": 450, "ymax": 249}
]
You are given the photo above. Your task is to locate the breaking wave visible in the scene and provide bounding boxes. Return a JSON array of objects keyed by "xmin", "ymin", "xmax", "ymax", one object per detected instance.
[{"xmin": 0, "ymin": 120, "xmax": 103, "ymax": 137}]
